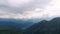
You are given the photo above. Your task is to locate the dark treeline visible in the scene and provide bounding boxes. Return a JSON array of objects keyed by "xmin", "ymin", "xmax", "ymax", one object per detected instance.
[{"xmin": 0, "ymin": 28, "xmax": 23, "ymax": 34}]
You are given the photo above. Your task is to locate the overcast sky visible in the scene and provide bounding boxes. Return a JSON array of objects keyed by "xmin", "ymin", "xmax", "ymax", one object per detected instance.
[{"xmin": 0, "ymin": 0, "xmax": 60, "ymax": 21}]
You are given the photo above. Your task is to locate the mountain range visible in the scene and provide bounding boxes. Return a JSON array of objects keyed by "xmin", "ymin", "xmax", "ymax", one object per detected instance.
[
  {"xmin": 24, "ymin": 17, "xmax": 60, "ymax": 34},
  {"xmin": 0, "ymin": 17, "xmax": 60, "ymax": 34}
]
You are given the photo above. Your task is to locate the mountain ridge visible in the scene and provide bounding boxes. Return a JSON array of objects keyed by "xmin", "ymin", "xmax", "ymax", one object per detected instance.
[{"xmin": 24, "ymin": 17, "xmax": 60, "ymax": 34}]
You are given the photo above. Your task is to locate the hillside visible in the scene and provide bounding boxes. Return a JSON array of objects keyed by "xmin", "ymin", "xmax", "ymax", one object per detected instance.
[{"xmin": 24, "ymin": 17, "xmax": 60, "ymax": 34}]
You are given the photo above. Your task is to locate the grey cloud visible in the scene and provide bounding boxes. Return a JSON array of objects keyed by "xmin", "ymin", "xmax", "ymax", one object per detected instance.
[{"xmin": 0, "ymin": 0, "xmax": 51, "ymax": 14}]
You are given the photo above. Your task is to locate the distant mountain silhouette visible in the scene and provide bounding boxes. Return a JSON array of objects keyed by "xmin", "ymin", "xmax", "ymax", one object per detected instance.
[
  {"xmin": 0, "ymin": 18, "xmax": 34, "ymax": 34},
  {"xmin": 0, "ymin": 18, "xmax": 23, "ymax": 34},
  {"xmin": 0, "ymin": 18, "xmax": 34, "ymax": 29},
  {"xmin": 24, "ymin": 17, "xmax": 60, "ymax": 34}
]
